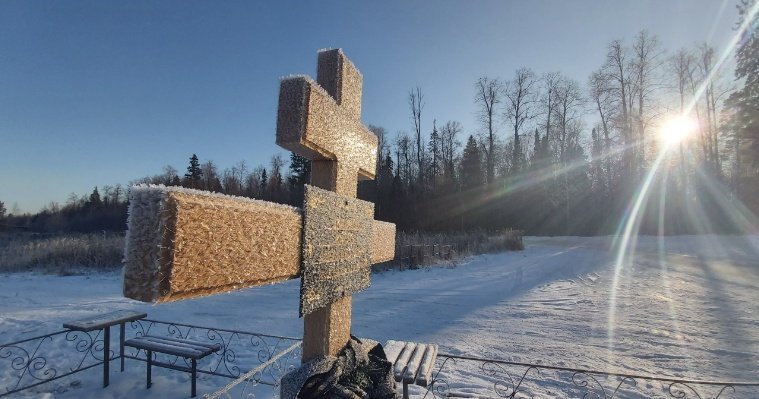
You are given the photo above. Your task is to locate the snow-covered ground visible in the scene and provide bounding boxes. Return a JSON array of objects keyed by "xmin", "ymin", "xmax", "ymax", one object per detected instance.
[{"xmin": 2, "ymin": 235, "xmax": 759, "ymax": 398}]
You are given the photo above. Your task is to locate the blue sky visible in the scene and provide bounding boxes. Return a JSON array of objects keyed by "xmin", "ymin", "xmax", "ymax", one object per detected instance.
[{"xmin": 0, "ymin": 1, "xmax": 740, "ymax": 213}]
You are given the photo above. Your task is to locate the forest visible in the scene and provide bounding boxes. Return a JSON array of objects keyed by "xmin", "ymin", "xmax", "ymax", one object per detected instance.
[{"xmin": 2, "ymin": 3, "xmax": 758, "ymax": 236}]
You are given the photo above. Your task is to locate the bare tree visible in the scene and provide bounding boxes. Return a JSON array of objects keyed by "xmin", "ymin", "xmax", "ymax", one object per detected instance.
[
  {"xmin": 670, "ymin": 47, "xmax": 695, "ymax": 185},
  {"xmin": 552, "ymin": 76, "xmax": 586, "ymax": 232},
  {"xmin": 409, "ymin": 87, "xmax": 425, "ymax": 183},
  {"xmin": 162, "ymin": 165, "xmax": 180, "ymax": 186},
  {"xmin": 553, "ymin": 77, "xmax": 585, "ymax": 160},
  {"xmin": 269, "ymin": 155, "xmax": 284, "ymax": 188},
  {"xmin": 589, "ymin": 69, "xmax": 618, "ymax": 194},
  {"xmin": 631, "ymin": 30, "xmax": 663, "ymax": 167},
  {"xmin": 201, "ymin": 161, "xmax": 222, "ymax": 192},
  {"xmin": 369, "ymin": 125, "xmax": 390, "ymax": 172},
  {"xmin": 395, "ymin": 131, "xmax": 412, "ymax": 184},
  {"xmin": 245, "ymin": 167, "xmax": 262, "ymax": 198},
  {"xmin": 695, "ymin": 43, "xmax": 732, "ymax": 173},
  {"xmin": 604, "ymin": 40, "xmax": 634, "ymax": 179},
  {"xmin": 671, "ymin": 48, "xmax": 694, "ymax": 114},
  {"xmin": 233, "ymin": 160, "xmax": 248, "ymax": 188},
  {"xmin": 222, "ymin": 168, "xmax": 240, "ymax": 196},
  {"xmin": 504, "ymin": 68, "xmax": 537, "ymax": 172},
  {"xmin": 540, "ymin": 72, "xmax": 561, "ymax": 148},
  {"xmin": 110, "ymin": 184, "xmax": 126, "ymax": 204},
  {"xmin": 475, "ymin": 77, "xmax": 503, "ymax": 185},
  {"xmin": 440, "ymin": 121, "xmax": 462, "ymax": 184}
]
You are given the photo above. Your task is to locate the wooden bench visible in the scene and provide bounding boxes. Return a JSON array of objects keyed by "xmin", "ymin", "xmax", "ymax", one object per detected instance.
[
  {"xmin": 384, "ymin": 340, "xmax": 439, "ymax": 399},
  {"xmin": 124, "ymin": 335, "xmax": 222, "ymax": 397}
]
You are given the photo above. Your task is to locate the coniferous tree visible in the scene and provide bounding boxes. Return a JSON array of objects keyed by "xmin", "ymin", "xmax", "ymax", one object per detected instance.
[
  {"xmin": 260, "ymin": 168, "xmax": 268, "ymax": 200},
  {"xmin": 184, "ymin": 154, "xmax": 203, "ymax": 188},
  {"xmin": 461, "ymin": 135, "xmax": 484, "ymax": 189},
  {"xmin": 459, "ymin": 135, "xmax": 485, "ymax": 229},
  {"xmin": 287, "ymin": 153, "xmax": 311, "ymax": 205},
  {"xmin": 428, "ymin": 121, "xmax": 441, "ymax": 190},
  {"xmin": 0, "ymin": 200, "xmax": 6, "ymax": 220},
  {"xmin": 727, "ymin": 0, "xmax": 759, "ymax": 201},
  {"xmin": 88, "ymin": 187, "xmax": 102, "ymax": 208},
  {"xmin": 376, "ymin": 153, "xmax": 395, "ymax": 220},
  {"xmin": 287, "ymin": 153, "xmax": 311, "ymax": 186}
]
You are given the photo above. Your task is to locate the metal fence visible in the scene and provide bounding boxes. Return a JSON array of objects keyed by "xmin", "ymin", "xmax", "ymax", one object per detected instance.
[
  {"xmin": 0, "ymin": 328, "xmax": 108, "ymax": 397},
  {"xmin": 390, "ymin": 244, "xmax": 460, "ymax": 268},
  {"xmin": 0, "ymin": 319, "xmax": 302, "ymax": 398},
  {"xmin": 4, "ymin": 327, "xmax": 759, "ymax": 398},
  {"xmin": 124, "ymin": 319, "xmax": 302, "ymax": 385},
  {"xmin": 422, "ymin": 353, "xmax": 759, "ymax": 399},
  {"xmin": 387, "ymin": 230, "xmax": 525, "ymax": 269}
]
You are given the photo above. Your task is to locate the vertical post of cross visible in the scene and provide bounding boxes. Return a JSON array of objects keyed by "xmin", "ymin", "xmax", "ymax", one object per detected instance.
[
  {"xmin": 303, "ymin": 49, "xmax": 361, "ymax": 361},
  {"xmin": 276, "ymin": 48, "xmax": 379, "ymax": 362}
]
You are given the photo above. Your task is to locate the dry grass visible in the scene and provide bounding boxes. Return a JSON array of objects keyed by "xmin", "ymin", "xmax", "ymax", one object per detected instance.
[
  {"xmin": 396, "ymin": 229, "xmax": 523, "ymax": 254},
  {"xmin": 377, "ymin": 229, "xmax": 524, "ymax": 270},
  {"xmin": 0, "ymin": 233, "xmax": 124, "ymax": 274},
  {"xmin": 0, "ymin": 229, "xmax": 524, "ymax": 275}
]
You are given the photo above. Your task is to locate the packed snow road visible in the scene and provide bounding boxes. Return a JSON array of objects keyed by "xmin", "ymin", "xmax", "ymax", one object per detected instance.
[{"xmin": 1, "ymin": 235, "xmax": 758, "ymax": 398}]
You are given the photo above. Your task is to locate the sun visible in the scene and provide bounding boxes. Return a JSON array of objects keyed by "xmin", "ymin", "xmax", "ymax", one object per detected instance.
[{"xmin": 659, "ymin": 115, "xmax": 698, "ymax": 146}]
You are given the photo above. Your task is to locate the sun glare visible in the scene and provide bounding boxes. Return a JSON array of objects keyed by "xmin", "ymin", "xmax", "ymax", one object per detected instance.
[{"xmin": 659, "ymin": 116, "xmax": 698, "ymax": 146}]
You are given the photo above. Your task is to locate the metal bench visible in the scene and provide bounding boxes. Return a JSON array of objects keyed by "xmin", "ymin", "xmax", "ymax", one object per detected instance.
[
  {"xmin": 384, "ymin": 340, "xmax": 439, "ymax": 399},
  {"xmin": 63, "ymin": 310, "xmax": 147, "ymax": 387},
  {"xmin": 124, "ymin": 335, "xmax": 221, "ymax": 397}
]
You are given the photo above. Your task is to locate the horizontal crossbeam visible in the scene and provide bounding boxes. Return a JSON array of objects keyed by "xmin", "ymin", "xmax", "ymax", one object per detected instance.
[{"xmin": 123, "ymin": 185, "xmax": 395, "ymax": 303}]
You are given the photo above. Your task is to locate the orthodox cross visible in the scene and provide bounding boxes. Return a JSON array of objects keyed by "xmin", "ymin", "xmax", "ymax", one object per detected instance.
[{"xmin": 122, "ymin": 49, "xmax": 395, "ymax": 362}]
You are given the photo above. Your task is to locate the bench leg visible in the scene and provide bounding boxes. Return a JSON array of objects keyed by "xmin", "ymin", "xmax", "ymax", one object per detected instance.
[
  {"xmin": 191, "ymin": 358, "xmax": 197, "ymax": 397},
  {"xmin": 120, "ymin": 323, "xmax": 125, "ymax": 372},
  {"xmin": 147, "ymin": 350, "xmax": 152, "ymax": 389},
  {"xmin": 402, "ymin": 380, "xmax": 409, "ymax": 399},
  {"xmin": 103, "ymin": 327, "xmax": 110, "ymax": 388}
]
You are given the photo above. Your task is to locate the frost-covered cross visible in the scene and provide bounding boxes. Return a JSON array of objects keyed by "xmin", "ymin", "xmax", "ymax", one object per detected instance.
[{"xmin": 122, "ymin": 49, "xmax": 395, "ymax": 362}]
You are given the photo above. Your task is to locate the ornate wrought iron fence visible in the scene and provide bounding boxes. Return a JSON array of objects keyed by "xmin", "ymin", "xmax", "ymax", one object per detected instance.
[
  {"xmin": 123, "ymin": 319, "xmax": 302, "ymax": 386},
  {"xmin": 5, "ymin": 327, "xmax": 759, "ymax": 399},
  {"xmin": 0, "ymin": 328, "xmax": 109, "ymax": 397},
  {"xmin": 423, "ymin": 353, "xmax": 759, "ymax": 399},
  {"xmin": 203, "ymin": 341, "xmax": 301, "ymax": 399},
  {"xmin": 0, "ymin": 319, "xmax": 302, "ymax": 397}
]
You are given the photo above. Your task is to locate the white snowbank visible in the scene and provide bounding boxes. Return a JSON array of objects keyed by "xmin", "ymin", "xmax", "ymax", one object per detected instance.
[{"xmin": 1, "ymin": 235, "xmax": 758, "ymax": 398}]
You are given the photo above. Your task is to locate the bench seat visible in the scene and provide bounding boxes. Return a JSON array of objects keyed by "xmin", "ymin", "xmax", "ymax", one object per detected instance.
[
  {"xmin": 385, "ymin": 340, "xmax": 438, "ymax": 398},
  {"xmin": 126, "ymin": 335, "xmax": 220, "ymax": 359},
  {"xmin": 125, "ymin": 335, "xmax": 221, "ymax": 397}
]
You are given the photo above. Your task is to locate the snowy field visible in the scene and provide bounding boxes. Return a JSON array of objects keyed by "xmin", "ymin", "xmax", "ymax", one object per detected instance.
[{"xmin": 1, "ymin": 235, "xmax": 759, "ymax": 398}]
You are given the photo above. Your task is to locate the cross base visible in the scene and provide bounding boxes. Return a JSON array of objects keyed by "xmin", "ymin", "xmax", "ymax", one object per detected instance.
[{"xmin": 281, "ymin": 335, "xmax": 398, "ymax": 399}]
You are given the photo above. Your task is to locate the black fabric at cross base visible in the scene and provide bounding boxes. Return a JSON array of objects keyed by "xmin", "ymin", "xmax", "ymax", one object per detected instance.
[{"xmin": 297, "ymin": 336, "xmax": 398, "ymax": 399}]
